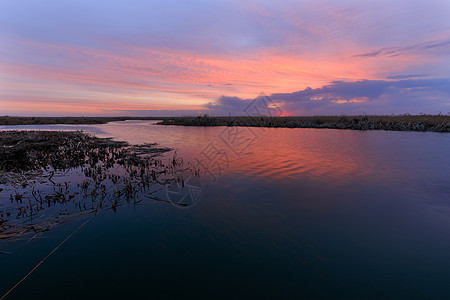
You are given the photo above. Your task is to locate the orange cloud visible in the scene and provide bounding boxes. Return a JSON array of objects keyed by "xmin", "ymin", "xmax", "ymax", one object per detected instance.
[
  {"xmin": 331, "ymin": 97, "xmax": 368, "ymax": 104},
  {"xmin": 0, "ymin": 31, "xmax": 444, "ymax": 116}
]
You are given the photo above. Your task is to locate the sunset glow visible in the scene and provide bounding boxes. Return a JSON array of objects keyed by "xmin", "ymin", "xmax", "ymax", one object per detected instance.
[{"xmin": 1, "ymin": 0, "xmax": 450, "ymax": 116}]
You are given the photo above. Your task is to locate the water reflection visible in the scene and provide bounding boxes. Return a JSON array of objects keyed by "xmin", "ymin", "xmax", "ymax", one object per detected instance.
[{"xmin": 1, "ymin": 122, "xmax": 450, "ymax": 298}]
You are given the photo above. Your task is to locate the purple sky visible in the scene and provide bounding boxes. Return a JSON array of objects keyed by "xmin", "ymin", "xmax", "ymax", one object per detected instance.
[{"xmin": 1, "ymin": 0, "xmax": 450, "ymax": 116}]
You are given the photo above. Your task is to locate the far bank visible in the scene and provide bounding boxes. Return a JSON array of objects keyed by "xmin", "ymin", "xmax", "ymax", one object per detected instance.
[{"xmin": 157, "ymin": 115, "xmax": 450, "ymax": 132}]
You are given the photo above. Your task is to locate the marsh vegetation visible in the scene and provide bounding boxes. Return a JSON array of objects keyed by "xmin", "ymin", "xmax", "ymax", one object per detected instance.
[
  {"xmin": 0, "ymin": 116, "xmax": 170, "ymax": 125},
  {"xmin": 158, "ymin": 114, "xmax": 450, "ymax": 132},
  {"xmin": 0, "ymin": 130, "xmax": 192, "ymax": 247}
]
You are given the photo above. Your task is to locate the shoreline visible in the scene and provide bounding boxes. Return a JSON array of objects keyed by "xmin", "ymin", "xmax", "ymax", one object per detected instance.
[
  {"xmin": 1, "ymin": 115, "xmax": 449, "ymax": 132},
  {"xmin": 0, "ymin": 116, "xmax": 170, "ymax": 126},
  {"xmin": 156, "ymin": 115, "xmax": 450, "ymax": 132}
]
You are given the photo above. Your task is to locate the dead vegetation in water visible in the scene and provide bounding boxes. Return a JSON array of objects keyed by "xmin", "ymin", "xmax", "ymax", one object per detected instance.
[
  {"xmin": 158, "ymin": 114, "xmax": 450, "ymax": 132},
  {"xmin": 0, "ymin": 130, "xmax": 191, "ymax": 247},
  {"xmin": 0, "ymin": 130, "xmax": 128, "ymax": 174}
]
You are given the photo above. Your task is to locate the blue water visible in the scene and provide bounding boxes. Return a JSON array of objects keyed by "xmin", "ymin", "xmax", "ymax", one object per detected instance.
[{"xmin": 1, "ymin": 121, "xmax": 450, "ymax": 299}]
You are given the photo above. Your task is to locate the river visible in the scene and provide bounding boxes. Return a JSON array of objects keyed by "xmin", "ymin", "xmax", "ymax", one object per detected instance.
[{"xmin": 1, "ymin": 120, "xmax": 450, "ymax": 299}]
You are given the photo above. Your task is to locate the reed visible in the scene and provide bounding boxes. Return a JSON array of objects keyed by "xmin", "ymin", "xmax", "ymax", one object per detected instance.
[
  {"xmin": 157, "ymin": 114, "xmax": 450, "ymax": 132},
  {"xmin": 0, "ymin": 116, "xmax": 170, "ymax": 126},
  {"xmin": 0, "ymin": 130, "xmax": 190, "ymax": 247}
]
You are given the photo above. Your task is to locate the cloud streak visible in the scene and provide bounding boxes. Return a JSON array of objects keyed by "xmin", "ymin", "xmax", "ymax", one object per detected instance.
[{"xmin": 352, "ymin": 38, "xmax": 450, "ymax": 59}]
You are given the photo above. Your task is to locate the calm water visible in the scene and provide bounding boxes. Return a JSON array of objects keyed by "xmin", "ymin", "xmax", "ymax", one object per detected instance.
[{"xmin": 1, "ymin": 121, "xmax": 450, "ymax": 299}]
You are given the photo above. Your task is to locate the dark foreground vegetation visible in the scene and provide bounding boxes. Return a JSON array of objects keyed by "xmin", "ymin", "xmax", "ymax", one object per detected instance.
[
  {"xmin": 0, "ymin": 131, "xmax": 195, "ymax": 247},
  {"xmin": 158, "ymin": 115, "xmax": 450, "ymax": 132},
  {"xmin": 0, "ymin": 116, "xmax": 170, "ymax": 125}
]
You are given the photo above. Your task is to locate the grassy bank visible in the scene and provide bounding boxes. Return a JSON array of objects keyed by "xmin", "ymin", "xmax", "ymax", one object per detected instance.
[
  {"xmin": 0, "ymin": 116, "xmax": 170, "ymax": 125},
  {"xmin": 157, "ymin": 115, "xmax": 450, "ymax": 132}
]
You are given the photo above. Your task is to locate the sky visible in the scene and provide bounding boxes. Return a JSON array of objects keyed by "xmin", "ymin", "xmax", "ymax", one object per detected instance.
[{"xmin": 1, "ymin": 0, "xmax": 450, "ymax": 116}]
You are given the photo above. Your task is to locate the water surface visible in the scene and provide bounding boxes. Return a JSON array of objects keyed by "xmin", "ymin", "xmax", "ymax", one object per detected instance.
[{"xmin": 1, "ymin": 121, "xmax": 450, "ymax": 299}]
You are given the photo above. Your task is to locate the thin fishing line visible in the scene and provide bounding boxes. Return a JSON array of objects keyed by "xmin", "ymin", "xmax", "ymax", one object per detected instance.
[{"xmin": 0, "ymin": 218, "xmax": 91, "ymax": 300}]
